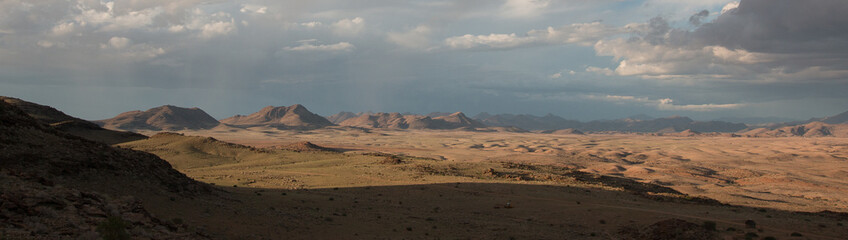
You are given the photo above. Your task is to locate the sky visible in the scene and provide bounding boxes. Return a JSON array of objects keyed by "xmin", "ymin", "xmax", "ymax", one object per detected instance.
[{"xmin": 1, "ymin": 0, "xmax": 847, "ymax": 122}]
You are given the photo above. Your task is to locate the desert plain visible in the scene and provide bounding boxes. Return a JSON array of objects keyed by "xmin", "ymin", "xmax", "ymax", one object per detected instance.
[{"xmin": 120, "ymin": 125, "xmax": 848, "ymax": 239}]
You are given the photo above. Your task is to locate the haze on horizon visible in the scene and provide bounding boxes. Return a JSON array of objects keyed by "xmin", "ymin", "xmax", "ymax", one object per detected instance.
[{"xmin": 1, "ymin": 0, "xmax": 846, "ymax": 122}]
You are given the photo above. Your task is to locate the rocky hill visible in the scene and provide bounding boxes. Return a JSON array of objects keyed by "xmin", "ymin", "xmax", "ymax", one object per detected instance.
[
  {"xmin": 97, "ymin": 105, "xmax": 220, "ymax": 131},
  {"xmin": 0, "ymin": 100, "xmax": 211, "ymax": 238},
  {"xmin": 220, "ymin": 104, "xmax": 333, "ymax": 129},
  {"xmin": 816, "ymin": 110, "xmax": 848, "ymax": 124},
  {"xmin": 743, "ymin": 121, "xmax": 848, "ymax": 137},
  {"xmin": 1, "ymin": 96, "xmax": 147, "ymax": 144},
  {"xmin": 338, "ymin": 112, "xmax": 484, "ymax": 130}
]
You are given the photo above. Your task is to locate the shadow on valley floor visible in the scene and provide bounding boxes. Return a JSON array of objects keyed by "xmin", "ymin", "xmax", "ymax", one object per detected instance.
[{"xmin": 146, "ymin": 182, "xmax": 848, "ymax": 240}]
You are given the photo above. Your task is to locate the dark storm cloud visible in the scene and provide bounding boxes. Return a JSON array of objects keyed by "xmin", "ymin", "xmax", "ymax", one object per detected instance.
[
  {"xmin": 688, "ymin": 10, "xmax": 709, "ymax": 25},
  {"xmin": 597, "ymin": 0, "xmax": 848, "ymax": 82}
]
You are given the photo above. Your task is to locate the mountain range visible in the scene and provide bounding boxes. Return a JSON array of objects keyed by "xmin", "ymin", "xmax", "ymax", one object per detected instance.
[
  {"xmin": 473, "ymin": 113, "xmax": 749, "ymax": 133},
  {"xmin": 334, "ymin": 112, "xmax": 485, "ymax": 130},
  {"xmin": 36, "ymin": 94, "xmax": 847, "ymax": 135}
]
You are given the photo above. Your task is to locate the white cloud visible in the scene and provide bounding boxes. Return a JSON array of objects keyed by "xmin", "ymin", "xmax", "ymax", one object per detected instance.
[
  {"xmin": 73, "ymin": 2, "xmax": 163, "ymax": 32},
  {"xmin": 445, "ymin": 33, "xmax": 533, "ymax": 49},
  {"xmin": 387, "ymin": 25, "xmax": 433, "ymax": 49},
  {"xmin": 200, "ymin": 19, "xmax": 236, "ymax": 39},
  {"xmin": 657, "ymin": 98, "xmax": 744, "ymax": 111},
  {"xmin": 168, "ymin": 25, "xmax": 186, "ymax": 33},
  {"xmin": 50, "ymin": 22, "xmax": 75, "ymax": 36},
  {"xmin": 593, "ymin": 38, "xmax": 776, "ymax": 79},
  {"xmin": 445, "ymin": 22, "xmax": 621, "ymax": 50},
  {"xmin": 585, "ymin": 94, "xmax": 745, "ymax": 112},
  {"xmin": 37, "ymin": 40, "xmax": 55, "ymax": 48},
  {"xmin": 107, "ymin": 36, "xmax": 131, "ymax": 49},
  {"xmin": 331, "ymin": 17, "xmax": 364, "ymax": 36},
  {"xmin": 284, "ymin": 41, "xmax": 355, "ymax": 52},
  {"xmin": 501, "ymin": 0, "xmax": 551, "ymax": 19},
  {"xmin": 301, "ymin": 21, "xmax": 323, "ymax": 28},
  {"xmin": 549, "ymin": 72, "xmax": 562, "ymax": 79},
  {"xmin": 721, "ymin": 1, "xmax": 740, "ymax": 15},
  {"xmin": 240, "ymin": 4, "xmax": 267, "ymax": 14}
]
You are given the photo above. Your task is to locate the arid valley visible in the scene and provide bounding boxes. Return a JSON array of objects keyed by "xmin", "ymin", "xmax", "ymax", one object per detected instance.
[{"xmin": 3, "ymin": 96, "xmax": 848, "ymax": 239}]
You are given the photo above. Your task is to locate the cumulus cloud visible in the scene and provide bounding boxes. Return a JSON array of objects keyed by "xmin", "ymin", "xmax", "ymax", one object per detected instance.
[
  {"xmin": 73, "ymin": 2, "xmax": 163, "ymax": 32},
  {"xmin": 585, "ymin": 94, "xmax": 745, "ymax": 112},
  {"xmin": 107, "ymin": 36, "xmax": 131, "ymax": 49},
  {"xmin": 331, "ymin": 17, "xmax": 364, "ymax": 36},
  {"xmin": 181, "ymin": 10, "xmax": 237, "ymax": 39},
  {"xmin": 387, "ymin": 25, "xmax": 433, "ymax": 49},
  {"xmin": 284, "ymin": 40, "xmax": 354, "ymax": 52},
  {"xmin": 199, "ymin": 19, "xmax": 236, "ymax": 39},
  {"xmin": 50, "ymin": 22, "xmax": 76, "ymax": 35},
  {"xmin": 445, "ymin": 22, "xmax": 620, "ymax": 50}
]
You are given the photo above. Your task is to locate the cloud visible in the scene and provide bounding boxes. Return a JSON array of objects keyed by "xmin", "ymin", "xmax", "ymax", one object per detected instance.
[
  {"xmin": 445, "ymin": 33, "xmax": 534, "ymax": 50},
  {"xmin": 199, "ymin": 19, "xmax": 236, "ymax": 39},
  {"xmin": 284, "ymin": 41, "xmax": 355, "ymax": 52},
  {"xmin": 585, "ymin": 66, "xmax": 615, "ymax": 76},
  {"xmin": 100, "ymin": 37, "xmax": 164, "ymax": 60},
  {"xmin": 688, "ymin": 10, "xmax": 709, "ymax": 25},
  {"xmin": 586, "ymin": 94, "xmax": 745, "ymax": 112},
  {"xmin": 167, "ymin": 25, "xmax": 186, "ymax": 33},
  {"xmin": 107, "ymin": 36, "xmax": 131, "ymax": 49},
  {"xmin": 50, "ymin": 22, "xmax": 75, "ymax": 36},
  {"xmin": 240, "ymin": 4, "xmax": 267, "ymax": 14},
  {"xmin": 387, "ymin": 25, "xmax": 433, "ymax": 49},
  {"xmin": 657, "ymin": 98, "xmax": 744, "ymax": 111},
  {"xmin": 300, "ymin": 21, "xmax": 322, "ymax": 28},
  {"xmin": 590, "ymin": 0, "xmax": 848, "ymax": 82},
  {"xmin": 721, "ymin": 1, "xmax": 740, "ymax": 14},
  {"xmin": 73, "ymin": 2, "xmax": 163, "ymax": 32},
  {"xmin": 331, "ymin": 17, "xmax": 364, "ymax": 36},
  {"xmin": 445, "ymin": 22, "xmax": 620, "ymax": 50},
  {"xmin": 37, "ymin": 40, "xmax": 58, "ymax": 48},
  {"xmin": 501, "ymin": 0, "xmax": 551, "ymax": 19}
]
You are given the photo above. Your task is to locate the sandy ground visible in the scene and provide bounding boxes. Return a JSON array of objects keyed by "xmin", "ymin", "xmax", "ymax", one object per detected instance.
[{"xmin": 151, "ymin": 126, "xmax": 848, "ymax": 213}]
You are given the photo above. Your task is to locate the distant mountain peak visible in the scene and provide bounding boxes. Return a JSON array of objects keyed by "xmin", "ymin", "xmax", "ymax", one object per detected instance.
[
  {"xmin": 220, "ymin": 104, "xmax": 332, "ymax": 129},
  {"xmin": 98, "ymin": 105, "xmax": 220, "ymax": 131}
]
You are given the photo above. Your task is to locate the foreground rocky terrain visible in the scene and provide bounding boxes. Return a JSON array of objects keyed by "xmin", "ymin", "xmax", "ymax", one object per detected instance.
[{"xmin": 0, "ymin": 100, "xmax": 211, "ymax": 239}]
